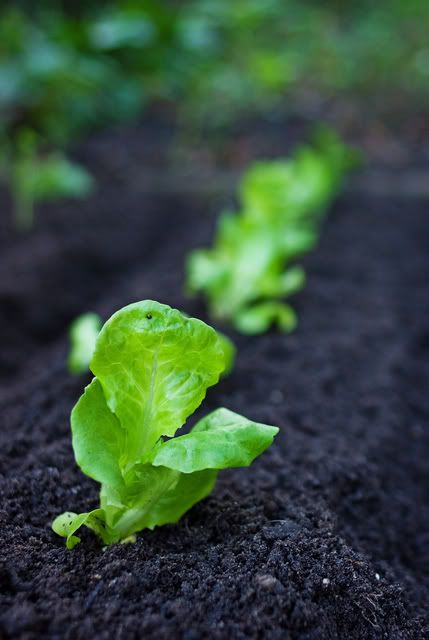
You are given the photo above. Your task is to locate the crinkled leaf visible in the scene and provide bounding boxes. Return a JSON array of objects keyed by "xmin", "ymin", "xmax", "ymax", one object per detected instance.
[
  {"xmin": 152, "ymin": 408, "xmax": 278, "ymax": 473},
  {"xmin": 91, "ymin": 301, "xmax": 226, "ymax": 462},
  {"xmin": 68, "ymin": 312, "xmax": 102, "ymax": 374}
]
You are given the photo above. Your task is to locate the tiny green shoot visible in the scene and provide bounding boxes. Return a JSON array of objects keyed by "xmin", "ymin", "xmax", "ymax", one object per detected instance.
[
  {"xmin": 53, "ymin": 300, "xmax": 276, "ymax": 548},
  {"xmin": 68, "ymin": 312, "xmax": 103, "ymax": 375}
]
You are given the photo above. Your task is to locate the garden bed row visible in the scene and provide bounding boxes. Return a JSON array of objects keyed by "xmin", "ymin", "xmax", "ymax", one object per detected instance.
[{"xmin": 0, "ymin": 120, "xmax": 428, "ymax": 639}]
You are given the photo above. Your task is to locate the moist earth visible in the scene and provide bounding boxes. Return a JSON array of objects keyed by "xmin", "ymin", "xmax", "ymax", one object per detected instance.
[{"xmin": 0, "ymin": 118, "xmax": 428, "ymax": 640}]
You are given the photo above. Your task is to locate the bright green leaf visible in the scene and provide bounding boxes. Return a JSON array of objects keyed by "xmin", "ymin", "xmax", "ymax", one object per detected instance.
[
  {"xmin": 71, "ymin": 378, "xmax": 125, "ymax": 490},
  {"xmin": 91, "ymin": 300, "xmax": 226, "ymax": 462},
  {"xmin": 152, "ymin": 408, "xmax": 279, "ymax": 473}
]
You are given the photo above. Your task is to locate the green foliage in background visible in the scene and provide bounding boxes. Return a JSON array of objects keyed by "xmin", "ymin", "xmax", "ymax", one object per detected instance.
[
  {"xmin": 186, "ymin": 130, "xmax": 356, "ymax": 334},
  {"xmin": 0, "ymin": 2, "xmax": 178, "ymax": 226},
  {"xmin": 0, "ymin": 0, "xmax": 428, "ymax": 222},
  {"xmin": 177, "ymin": 0, "xmax": 429, "ymax": 127},
  {"xmin": 53, "ymin": 301, "xmax": 277, "ymax": 548},
  {"xmin": 9, "ymin": 130, "xmax": 93, "ymax": 229},
  {"xmin": 0, "ymin": 3, "xmax": 178, "ymax": 144},
  {"xmin": 2, "ymin": 0, "xmax": 429, "ymax": 142}
]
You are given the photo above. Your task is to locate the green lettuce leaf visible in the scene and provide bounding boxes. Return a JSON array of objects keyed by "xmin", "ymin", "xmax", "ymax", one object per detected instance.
[
  {"xmin": 91, "ymin": 300, "xmax": 226, "ymax": 463},
  {"xmin": 152, "ymin": 408, "xmax": 279, "ymax": 473},
  {"xmin": 71, "ymin": 377, "xmax": 125, "ymax": 490}
]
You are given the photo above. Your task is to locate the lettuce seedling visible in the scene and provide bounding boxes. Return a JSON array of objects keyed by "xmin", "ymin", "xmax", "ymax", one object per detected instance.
[
  {"xmin": 53, "ymin": 300, "xmax": 276, "ymax": 548},
  {"xmin": 186, "ymin": 130, "xmax": 354, "ymax": 334},
  {"xmin": 68, "ymin": 312, "xmax": 102, "ymax": 375},
  {"xmin": 239, "ymin": 128, "xmax": 353, "ymax": 229}
]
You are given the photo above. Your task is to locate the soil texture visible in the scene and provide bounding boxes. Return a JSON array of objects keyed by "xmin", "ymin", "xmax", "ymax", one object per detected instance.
[{"xmin": 0, "ymin": 117, "xmax": 428, "ymax": 639}]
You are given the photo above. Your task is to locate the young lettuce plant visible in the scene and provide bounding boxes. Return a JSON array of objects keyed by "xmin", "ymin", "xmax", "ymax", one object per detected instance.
[
  {"xmin": 53, "ymin": 300, "xmax": 275, "ymax": 548},
  {"xmin": 186, "ymin": 130, "xmax": 354, "ymax": 334},
  {"xmin": 187, "ymin": 212, "xmax": 310, "ymax": 334}
]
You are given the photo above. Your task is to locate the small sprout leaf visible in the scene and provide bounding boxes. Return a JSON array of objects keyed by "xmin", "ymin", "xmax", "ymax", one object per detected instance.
[{"xmin": 68, "ymin": 312, "xmax": 102, "ymax": 374}]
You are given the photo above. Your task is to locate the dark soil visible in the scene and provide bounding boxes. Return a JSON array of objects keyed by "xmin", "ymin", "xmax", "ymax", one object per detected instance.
[{"xmin": 0, "ymin": 117, "xmax": 428, "ymax": 640}]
